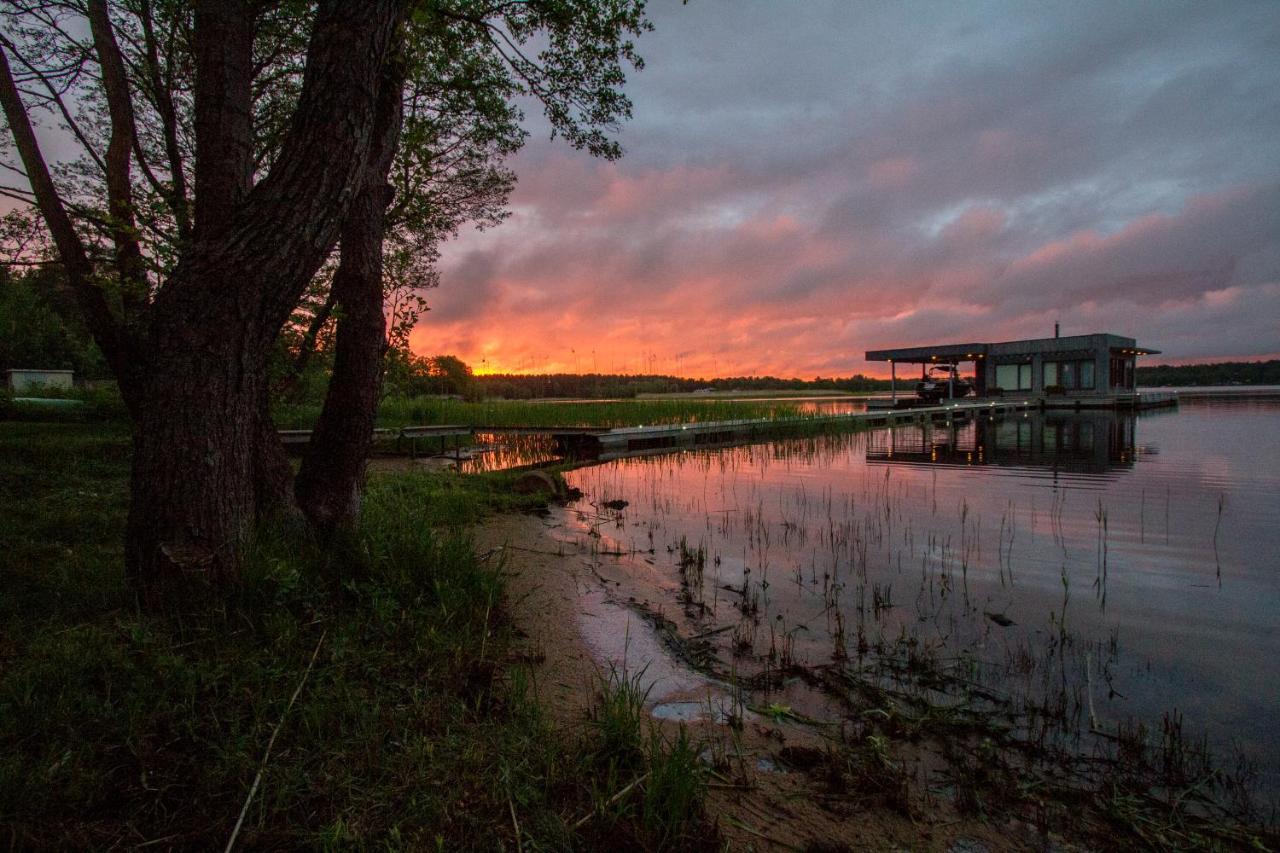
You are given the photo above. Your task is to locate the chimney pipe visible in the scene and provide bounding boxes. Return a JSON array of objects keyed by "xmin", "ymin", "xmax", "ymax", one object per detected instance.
[{"xmin": 1054, "ymin": 321, "xmax": 1060, "ymax": 338}]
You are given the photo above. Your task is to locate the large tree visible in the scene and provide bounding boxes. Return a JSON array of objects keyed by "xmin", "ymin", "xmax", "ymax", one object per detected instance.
[
  {"xmin": 0, "ymin": 0, "xmax": 650, "ymax": 605},
  {"xmin": 2, "ymin": 0, "xmax": 405, "ymax": 606}
]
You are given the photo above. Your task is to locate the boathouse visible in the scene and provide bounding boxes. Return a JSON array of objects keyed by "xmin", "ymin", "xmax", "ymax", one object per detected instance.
[{"xmin": 865, "ymin": 332, "xmax": 1161, "ymax": 407}]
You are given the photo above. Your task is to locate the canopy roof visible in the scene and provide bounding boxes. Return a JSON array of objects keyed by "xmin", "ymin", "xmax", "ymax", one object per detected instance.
[{"xmin": 866, "ymin": 332, "xmax": 1159, "ymax": 364}]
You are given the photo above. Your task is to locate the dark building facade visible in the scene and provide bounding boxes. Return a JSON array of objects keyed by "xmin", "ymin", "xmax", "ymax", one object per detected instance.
[{"xmin": 866, "ymin": 332, "xmax": 1159, "ymax": 400}]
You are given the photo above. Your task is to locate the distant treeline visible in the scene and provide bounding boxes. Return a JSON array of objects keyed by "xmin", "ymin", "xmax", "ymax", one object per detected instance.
[
  {"xmin": 1136, "ymin": 360, "xmax": 1280, "ymax": 387},
  {"xmin": 474, "ymin": 373, "xmax": 892, "ymax": 399}
]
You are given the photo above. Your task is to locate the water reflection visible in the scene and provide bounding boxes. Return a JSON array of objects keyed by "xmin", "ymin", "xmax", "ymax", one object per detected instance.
[
  {"xmin": 867, "ymin": 409, "xmax": 1140, "ymax": 474},
  {"xmin": 562, "ymin": 401, "xmax": 1280, "ymax": 805}
]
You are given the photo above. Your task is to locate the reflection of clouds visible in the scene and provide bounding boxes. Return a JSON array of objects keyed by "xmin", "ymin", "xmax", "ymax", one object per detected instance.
[
  {"xmin": 1189, "ymin": 453, "xmax": 1237, "ymax": 488},
  {"xmin": 562, "ymin": 405, "xmax": 1280, "ymax": 793},
  {"xmin": 421, "ymin": 1, "xmax": 1280, "ymax": 377}
]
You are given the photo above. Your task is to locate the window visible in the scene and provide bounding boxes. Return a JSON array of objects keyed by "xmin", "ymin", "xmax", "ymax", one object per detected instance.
[
  {"xmin": 1045, "ymin": 359, "xmax": 1096, "ymax": 390},
  {"xmin": 996, "ymin": 362, "xmax": 1032, "ymax": 391},
  {"xmin": 1110, "ymin": 356, "xmax": 1131, "ymax": 388}
]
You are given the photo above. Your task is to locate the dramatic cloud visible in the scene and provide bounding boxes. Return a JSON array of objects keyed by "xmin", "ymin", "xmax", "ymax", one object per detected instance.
[{"xmin": 418, "ymin": 0, "xmax": 1280, "ymax": 376}]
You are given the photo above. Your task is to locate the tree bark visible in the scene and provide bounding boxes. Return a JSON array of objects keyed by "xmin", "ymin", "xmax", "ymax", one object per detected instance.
[
  {"xmin": 126, "ymin": 323, "xmax": 257, "ymax": 606},
  {"xmin": 293, "ymin": 185, "xmax": 394, "ymax": 530},
  {"xmin": 192, "ymin": 0, "xmax": 254, "ymax": 245},
  {"xmin": 254, "ymin": 387, "xmax": 297, "ymax": 521},
  {"xmin": 295, "ymin": 61, "xmax": 405, "ymax": 532}
]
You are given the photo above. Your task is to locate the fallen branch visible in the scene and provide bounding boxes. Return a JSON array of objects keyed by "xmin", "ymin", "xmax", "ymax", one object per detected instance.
[
  {"xmin": 570, "ymin": 771, "xmax": 650, "ymax": 830},
  {"xmin": 224, "ymin": 630, "xmax": 327, "ymax": 852}
]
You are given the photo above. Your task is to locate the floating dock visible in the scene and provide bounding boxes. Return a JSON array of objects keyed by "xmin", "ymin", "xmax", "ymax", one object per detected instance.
[
  {"xmin": 865, "ymin": 390, "xmax": 1177, "ymax": 411},
  {"xmin": 278, "ymin": 392, "xmax": 1177, "ymax": 459},
  {"xmin": 553, "ymin": 393, "xmax": 1176, "ymax": 458}
]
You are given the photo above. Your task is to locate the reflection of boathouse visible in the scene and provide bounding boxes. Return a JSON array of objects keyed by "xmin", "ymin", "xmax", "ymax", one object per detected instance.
[
  {"xmin": 867, "ymin": 410, "xmax": 1139, "ymax": 474},
  {"xmin": 865, "ymin": 331, "xmax": 1163, "ymax": 407}
]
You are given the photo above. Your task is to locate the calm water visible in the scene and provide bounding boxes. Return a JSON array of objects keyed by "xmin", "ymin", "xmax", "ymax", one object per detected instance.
[{"xmin": 564, "ymin": 396, "xmax": 1280, "ymax": 800}]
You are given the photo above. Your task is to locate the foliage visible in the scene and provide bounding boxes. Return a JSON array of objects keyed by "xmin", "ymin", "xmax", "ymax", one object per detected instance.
[
  {"xmin": 0, "ymin": 421, "xmax": 715, "ymax": 849},
  {"xmin": 476, "ymin": 371, "xmax": 893, "ymax": 399},
  {"xmin": 0, "ymin": 264, "xmax": 106, "ymax": 377},
  {"xmin": 1136, "ymin": 360, "xmax": 1280, "ymax": 387},
  {"xmin": 2, "ymin": 0, "xmax": 652, "ymax": 387},
  {"xmin": 383, "ymin": 350, "xmax": 477, "ymax": 399}
]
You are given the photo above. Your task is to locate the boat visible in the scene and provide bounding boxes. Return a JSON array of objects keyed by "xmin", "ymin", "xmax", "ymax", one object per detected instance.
[{"xmin": 915, "ymin": 365, "xmax": 972, "ymax": 402}]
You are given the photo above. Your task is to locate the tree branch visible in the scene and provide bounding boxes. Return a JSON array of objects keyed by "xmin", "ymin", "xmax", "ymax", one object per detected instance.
[
  {"xmin": 192, "ymin": 0, "xmax": 255, "ymax": 242},
  {"xmin": 134, "ymin": 0, "xmax": 192, "ymax": 240},
  {"xmin": 0, "ymin": 34, "xmax": 109, "ymax": 178},
  {"xmin": 87, "ymin": 0, "xmax": 149, "ymax": 312},
  {"xmin": 0, "ymin": 43, "xmax": 135, "ymax": 393}
]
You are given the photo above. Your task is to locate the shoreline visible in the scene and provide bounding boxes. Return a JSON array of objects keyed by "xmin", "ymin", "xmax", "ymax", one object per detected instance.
[
  {"xmin": 478, "ymin": 509, "xmax": 1043, "ymax": 852},
  {"xmin": 480, "ymin": 495, "xmax": 1277, "ymax": 852}
]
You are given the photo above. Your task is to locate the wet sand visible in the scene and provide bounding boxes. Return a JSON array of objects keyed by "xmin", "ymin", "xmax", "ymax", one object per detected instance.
[{"xmin": 477, "ymin": 509, "xmax": 1064, "ymax": 852}]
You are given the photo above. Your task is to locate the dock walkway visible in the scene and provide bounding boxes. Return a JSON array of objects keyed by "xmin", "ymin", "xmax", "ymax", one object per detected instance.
[{"xmin": 278, "ymin": 392, "xmax": 1177, "ymax": 458}]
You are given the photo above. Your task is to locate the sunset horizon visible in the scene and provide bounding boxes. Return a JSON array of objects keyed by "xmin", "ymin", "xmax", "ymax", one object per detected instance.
[{"xmin": 415, "ymin": 1, "xmax": 1279, "ymax": 380}]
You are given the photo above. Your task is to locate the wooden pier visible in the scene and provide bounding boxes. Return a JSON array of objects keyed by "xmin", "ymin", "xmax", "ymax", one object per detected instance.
[
  {"xmin": 571, "ymin": 398, "xmax": 1019, "ymax": 457},
  {"xmin": 278, "ymin": 391, "xmax": 1178, "ymax": 460}
]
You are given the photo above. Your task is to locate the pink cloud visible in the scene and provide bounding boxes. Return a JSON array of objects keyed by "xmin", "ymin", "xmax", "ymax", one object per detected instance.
[{"xmin": 867, "ymin": 156, "xmax": 918, "ymax": 188}]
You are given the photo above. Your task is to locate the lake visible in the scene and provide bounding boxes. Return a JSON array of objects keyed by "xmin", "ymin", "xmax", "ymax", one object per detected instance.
[{"xmin": 562, "ymin": 393, "xmax": 1280, "ymax": 809}]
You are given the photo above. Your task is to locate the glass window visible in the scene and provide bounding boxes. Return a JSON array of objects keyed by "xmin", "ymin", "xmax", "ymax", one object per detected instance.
[
  {"xmin": 998, "ymin": 363, "xmax": 1033, "ymax": 391},
  {"xmin": 1043, "ymin": 361, "xmax": 1059, "ymax": 387},
  {"xmin": 1079, "ymin": 360, "xmax": 1095, "ymax": 389},
  {"xmin": 1061, "ymin": 361, "xmax": 1076, "ymax": 389}
]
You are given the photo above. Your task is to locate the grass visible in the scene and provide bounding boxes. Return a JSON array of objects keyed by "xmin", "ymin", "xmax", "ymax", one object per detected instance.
[
  {"xmin": 0, "ymin": 421, "xmax": 716, "ymax": 849},
  {"xmin": 582, "ymin": 665, "xmax": 713, "ymax": 851},
  {"xmin": 274, "ymin": 395, "xmax": 820, "ymax": 430},
  {"xmin": 636, "ymin": 389, "xmax": 874, "ymax": 399}
]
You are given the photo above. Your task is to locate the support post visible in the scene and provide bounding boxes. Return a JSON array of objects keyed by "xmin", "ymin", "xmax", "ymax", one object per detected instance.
[{"xmin": 890, "ymin": 361, "xmax": 896, "ymax": 403}]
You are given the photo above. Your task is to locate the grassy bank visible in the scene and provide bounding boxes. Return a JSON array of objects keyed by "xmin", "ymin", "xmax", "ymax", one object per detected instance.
[
  {"xmin": 636, "ymin": 389, "xmax": 872, "ymax": 399},
  {"xmin": 0, "ymin": 422, "xmax": 715, "ymax": 849},
  {"xmin": 274, "ymin": 396, "xmax": 818, "ymax": 430}
]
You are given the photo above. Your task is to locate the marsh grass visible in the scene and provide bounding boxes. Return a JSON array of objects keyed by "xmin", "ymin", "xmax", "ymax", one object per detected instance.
[
  {"xmin": 582, "ymin": 665, "xmax": 715, "ymax": 851},
  {"xmin": 275, "ymin": 395, "xmax": 812, "ymax": 430},
  {"xmin": 0, "ymin": 422, "xmax": 716, "ymax": 849}
]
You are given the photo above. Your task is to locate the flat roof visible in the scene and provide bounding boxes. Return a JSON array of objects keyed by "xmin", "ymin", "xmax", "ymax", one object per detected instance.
[
  {"xmin": 863, "ymin": 342, "xmax": 987, "ymax": 363},
  {"xmin": 866, "ymin": 333, "xmax": 1159, "ymax": 363}
]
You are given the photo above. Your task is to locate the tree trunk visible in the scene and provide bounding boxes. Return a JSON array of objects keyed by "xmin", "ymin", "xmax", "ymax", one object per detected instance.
[
  {"xmin": 125, "ymin": 322, "xmax": 259, "ymax": 609},
  {"xmin": 294, "ymin": 182, "xmax": 396, "ymax": 530},
  {"xmin": 254, "ymin": 387, "xmax": 298, "ymax": 521},
  {"xmin": 294, "ymin": 59, "xmax": 404, "ymax": 532},
  {"xmin": 120, "ymin": 1, "xmax": 405, "ymax": 606}
]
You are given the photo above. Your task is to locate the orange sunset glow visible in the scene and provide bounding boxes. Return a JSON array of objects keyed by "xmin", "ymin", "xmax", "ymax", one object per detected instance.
[{"xmin": 407, "ymin": 3, "xmax": 1279, "ymax": 379}]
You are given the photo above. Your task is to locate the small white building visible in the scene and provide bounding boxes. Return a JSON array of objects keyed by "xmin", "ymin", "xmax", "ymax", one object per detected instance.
[{"xmin": 5, "ymin": 368, "xmax": 75, "ymax": 393}]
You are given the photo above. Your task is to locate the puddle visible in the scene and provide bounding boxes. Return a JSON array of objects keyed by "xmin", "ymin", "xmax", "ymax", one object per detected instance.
[
  {"xmin": 650, "ymin": 698, "xmax": 755, "ymax": 726},
  {"xmin": 755, "ymin": 755, "xmax": 783, "ymax": 773},
  {"xmin": 574, "ymin": 580, "xmax": 739, "ymax": 719}
]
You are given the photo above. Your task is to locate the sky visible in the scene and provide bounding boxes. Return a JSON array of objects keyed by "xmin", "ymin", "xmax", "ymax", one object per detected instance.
[{"xmin": 417, "ymin": 0, "xmax": 1280, "ymax": 378}]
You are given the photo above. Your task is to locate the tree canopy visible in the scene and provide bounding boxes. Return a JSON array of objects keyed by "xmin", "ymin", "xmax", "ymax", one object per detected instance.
[{"xmin": 1, "ymin": 0, "xmax": 652, "ymax": 603}]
